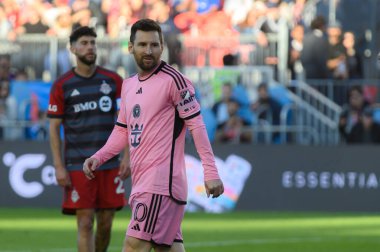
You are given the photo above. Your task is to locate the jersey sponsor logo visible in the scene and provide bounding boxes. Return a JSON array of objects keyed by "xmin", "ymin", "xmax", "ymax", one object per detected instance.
[
  {"xmin": 136, "ymin": 87, "xmax": 142, "ymax": 94},
  {"xmin": 130, "ymin": 123, "xmax": 143, "ymax": 148},
  {"xmin": 70, "ymin": 89, "xmax": 80, "ymax": 97},
  {"xmin": 73, "ymin": 101, "xmax": 97, "ymax": 113},
  {"xmin": 184, "ymin": 105, "xmax": 197, "ymax": 113},
  {"xmin": 133, "ymin": 104, "xmax": 141, "ymax": 118},
  {"xmin": 178, "ymin": 94, "xmax": 195, "ymax": 107},
  {"xmin": 48, "ymin": 104, "xmax": 58, "ymax": 112},
  {"xmin": 72, "ymin": 97, "xmax": 113, "ymax": 113},
  {"xmin": 99, "ymin": 96, "xmax": 112, "ymax": 112},
  {"xmin": 100, "ymin": 81, "xmax": 112, "ymax": 95}
]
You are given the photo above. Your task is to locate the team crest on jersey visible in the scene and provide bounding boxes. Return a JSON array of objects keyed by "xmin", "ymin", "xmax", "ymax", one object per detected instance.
[
  {"xmin": 133, "ymin": 104, "xmax": 141, "ymax": 118},
  {"xmin": 71, "ymin": 189, "xmax": 79, "ymax": 203},
  {"xmin": 100, "ymin": 81, "xmax": 112, "ymax": 95}
]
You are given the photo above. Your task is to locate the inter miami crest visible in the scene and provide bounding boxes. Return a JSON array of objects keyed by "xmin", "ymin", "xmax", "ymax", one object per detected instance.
[{"xmin": 133, "ymin": 104, "xmax": 141, "ymax": 118}]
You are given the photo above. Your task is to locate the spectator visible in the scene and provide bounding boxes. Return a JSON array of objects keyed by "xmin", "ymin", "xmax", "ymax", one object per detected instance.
[
  {"xmin": 251, "ymin": 82, "xmax": 282, "ymax": 142},
  {"xmin": 148, "ymin": 0, "xmax": 182, "ymax": 68},
  {"xmin": 19, "ymin": 7, "xmax": 50, "ymax": 34},
  {"xmin": 326, "ymin": 22, "xmax": 347, "ymax": 79},
  {"xmin": 223, "ymin": 0, "xmax": 253, "ymax": 28},
  {"xmin": 0, "ymin": 4, "xmax": 16, "ymax": 40},
  {"xmin": 72, "ymin": 8, "xmax": 92, "ymax": 30},
  {"xmin": 47, "ymin": 7, "xmax": 73, "ymax": 38},
  {"xmin": 252, "ymin": 82, "xmax": 282, "ymax": 126},
  {"xmin": 213, "ymin": 83, "xmax": 252, "ymax": 143},
  {"xmin": 300, "ymin": 16, "xmax": 329, "ymax": 79},
  {"xmin": 215, "ymin": 97, "xmax": 252, "ymax": 143},
  {"xmin": 288, "ymin": 24, "xmax": 304, "ymax": 79},
  {"xmin": 343, "ymin": 31, "xmax": 363, "ymax": 79},
  {"xmin": 0, "ymin": 54, "xmax": 15, "ymax": 81},
  {"xmin": 339, "ymin": 85, "xmax": 371, "ymax": 142},
  {"xmin": 0, "ymin": 80, "xmax": 17, "ymax": 140},
  {"xmin": 347, "ymin": 107, "xmax": 380, "ymax": 144}
]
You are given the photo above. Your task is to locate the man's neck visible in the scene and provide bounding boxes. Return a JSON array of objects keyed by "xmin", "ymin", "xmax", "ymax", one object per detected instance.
[
  {"xmin": 138, "ymin": 61, "xmax": 162, "ymax": 79},
  {"xmin": 74, "ymin": 63, "xmax": 96, "ymax": 78}
]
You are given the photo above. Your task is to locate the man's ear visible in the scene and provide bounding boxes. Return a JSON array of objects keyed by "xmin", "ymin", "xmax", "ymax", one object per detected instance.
[
  {"xmin": 69, "ymin": 44, "xmax": 75, "ymax": 54},
  {"xmin": 128, "ymin": 43, "xmax": 133, "ymax": 53}
]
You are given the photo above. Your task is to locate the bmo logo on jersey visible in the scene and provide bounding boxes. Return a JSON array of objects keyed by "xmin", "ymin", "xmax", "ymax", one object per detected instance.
[{"xmin": 73, "ymin": 96, "xmax": 112, "ymax": 113}]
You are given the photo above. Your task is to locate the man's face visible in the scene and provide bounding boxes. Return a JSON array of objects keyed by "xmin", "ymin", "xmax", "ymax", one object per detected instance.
[
  {"xmin": 71, "ymin": 35, "xmax": 97, "ymax": 66},
  {"xmin": 129, "ymin": 30, "xmax": 163, "ymax": 73}
]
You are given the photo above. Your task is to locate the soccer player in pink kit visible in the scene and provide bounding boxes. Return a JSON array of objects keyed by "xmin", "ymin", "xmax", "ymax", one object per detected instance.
[{"xmin": 83, "ymin": 19, "xmax": 224, "ymax": 252}]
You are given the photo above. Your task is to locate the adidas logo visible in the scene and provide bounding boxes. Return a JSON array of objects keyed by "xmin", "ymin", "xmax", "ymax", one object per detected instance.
[
  {"xmin": 71, "ymin": 89, "xmax": 80, "ymax": 97},
  {"xmin": 136, "ymin": 87, "xmax": 142, "ymax": 94},
  {"xmin": 131, "ymin": 223, "xmax": 140, "ymax": 231}
]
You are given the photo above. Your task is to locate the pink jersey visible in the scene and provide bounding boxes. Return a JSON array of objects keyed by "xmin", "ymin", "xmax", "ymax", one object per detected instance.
[{"xmin": 93, "ymin": 61, "xmax": 220, "ymax": 204}]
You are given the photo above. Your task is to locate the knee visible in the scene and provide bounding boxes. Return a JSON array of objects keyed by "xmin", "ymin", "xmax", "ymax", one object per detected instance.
[
  {"xmin": 77, "ymin": 216, "xmax": 94, "ymax": 233},
  {"xmin": 122, "ymin": 237, "xmax": 151, "ymax": 252}
]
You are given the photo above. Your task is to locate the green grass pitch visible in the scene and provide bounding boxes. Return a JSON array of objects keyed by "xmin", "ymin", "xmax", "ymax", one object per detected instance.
[{"xmin": 0, "ymin": 208, "xmax": 379, "ymax": 252}]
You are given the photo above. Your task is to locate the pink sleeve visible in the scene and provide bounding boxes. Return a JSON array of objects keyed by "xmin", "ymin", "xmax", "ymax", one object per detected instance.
[
  {"xmin": 171, "ymin": 76, "xmax": 201, "ymax": 119},
  {"xmin": 92, "ymin": 125, "xmax": 128, "ymax": 166},
  {"xmin": 185, "ymin": 114, "xmax": 220, "ymax": 181}
]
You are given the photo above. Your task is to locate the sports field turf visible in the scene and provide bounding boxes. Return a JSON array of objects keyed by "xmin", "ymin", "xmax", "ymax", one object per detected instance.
[{"xmin": 0, "ymin": 208, "xmax": 379, "ymax": 252}]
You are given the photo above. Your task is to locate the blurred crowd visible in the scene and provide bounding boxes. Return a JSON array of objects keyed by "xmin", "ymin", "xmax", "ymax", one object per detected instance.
[
  {"xmin": 0, "ymin": 0, "xmax": 368, "ymax": 79},
  {"xmin": 0, "ymin": 0, "xmax": 316, "ymax": 40},
  {"xmin": 1, "ymin": 0, "xmax": 380, "ymax": 145}
]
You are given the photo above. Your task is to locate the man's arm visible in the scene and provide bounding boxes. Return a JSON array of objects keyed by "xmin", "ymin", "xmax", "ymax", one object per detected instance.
[
  {"xmin": 119, "ymin": 145, "xmax": 131, "ymax": 180},
  {"xmin": 185, "ymin": 114, "xmax": 224, "ymax": 198},
  {"xmin": 83, "ymin": 124, "xmax": 129, "ymax": 180},
  {"xmin": 49, "ymin": 118, "xmax": 71, "ymax": 187}
]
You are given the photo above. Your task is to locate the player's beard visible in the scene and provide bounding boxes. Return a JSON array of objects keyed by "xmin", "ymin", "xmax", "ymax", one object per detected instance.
[
  {"xmin": 136, "ymin": 55, "xmax": 159, "ymax": 72},
  {"xmin": 77, "ymin": 54, "xmax": 97, "ymax": 66}
]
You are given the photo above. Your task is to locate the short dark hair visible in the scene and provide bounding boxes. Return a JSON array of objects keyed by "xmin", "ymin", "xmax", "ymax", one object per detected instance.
[
  {"xmin": 258, "ymin": 82, "xmax": 268, "ymax": 90},
  {"xmin": 130, "ymin": 18, "xmax": 163, "ymax": 44},
  {"xmin": 310, "ymin": 16, "xmax": 326, "ymax": 31},
  {"xmin": 69, "ymin": 26, "xmax": 97, "ymax": 45}
]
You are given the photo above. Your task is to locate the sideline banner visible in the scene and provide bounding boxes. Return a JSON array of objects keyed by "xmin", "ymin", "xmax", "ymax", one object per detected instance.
[{"xmin": 1, "ymin": 141, "xmax": 380, "ymax": 212}]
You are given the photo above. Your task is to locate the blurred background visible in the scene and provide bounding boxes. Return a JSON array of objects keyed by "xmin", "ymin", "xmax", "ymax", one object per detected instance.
[{"xmin": 1, "ymin": 1, "xmax": 380, "ymax": 251}]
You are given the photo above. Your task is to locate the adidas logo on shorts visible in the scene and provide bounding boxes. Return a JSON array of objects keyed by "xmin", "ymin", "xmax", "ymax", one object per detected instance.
[{"xmin": 131, "ymin": 223, "xmax": 140, "ymax": 231}]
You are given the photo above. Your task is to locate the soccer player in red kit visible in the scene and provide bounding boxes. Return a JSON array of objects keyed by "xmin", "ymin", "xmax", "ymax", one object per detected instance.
[
  {"xmin": 48, "ymin": 26, "xmax": 130, "ymax": 252},
  {"xmin": 83, "ymin": 19, "xmax": 224, "ymax": 252}
]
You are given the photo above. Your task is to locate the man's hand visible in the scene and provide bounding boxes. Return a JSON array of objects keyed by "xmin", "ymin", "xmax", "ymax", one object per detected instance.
[
  {"xmin": 119, "ymin": 156, "xmax": 131, "ymax": 180},
  {"xmin": 83, "ymin": 157, "xmax": 100, "ymax": 180},
  {"xmin": 205, "ymin": 179, "xmax": 224, "ymax": 198},
  {"xmin": 55, "ymin": 165, "xmax": 71, "ymax": 188}
]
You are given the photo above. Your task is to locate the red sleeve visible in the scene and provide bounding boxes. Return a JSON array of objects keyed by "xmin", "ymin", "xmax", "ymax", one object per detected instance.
[
  {"xmin": 47, "ymin": 80, "xmax": 65, "ymax": 118},
  {"xmin": 116, "ymin": 79, "xmax": 128, "ymax": 126},
  {"xmin": 114, "ymin": 73, "xmax": 123, "ymax": 99}
]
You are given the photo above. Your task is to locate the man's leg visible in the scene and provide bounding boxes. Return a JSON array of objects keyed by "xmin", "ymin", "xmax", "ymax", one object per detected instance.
[
  {"xmin": 76, "ymin": 209, "xmax": 95, "ymax": 252},
  {"xmin": 122, "ymin": 236, "xmax": 152, "ymax": 252},
  {"xmin": 95, "ymin": 209, "xmax": 115, "ymax": 252},
  {"xmin": 154, "ymin": 242, "xmax": 185, "ymax": 252},
  {"xmin": 169, "ymin": 242, "xmax": 185, "ymax": 252}
]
